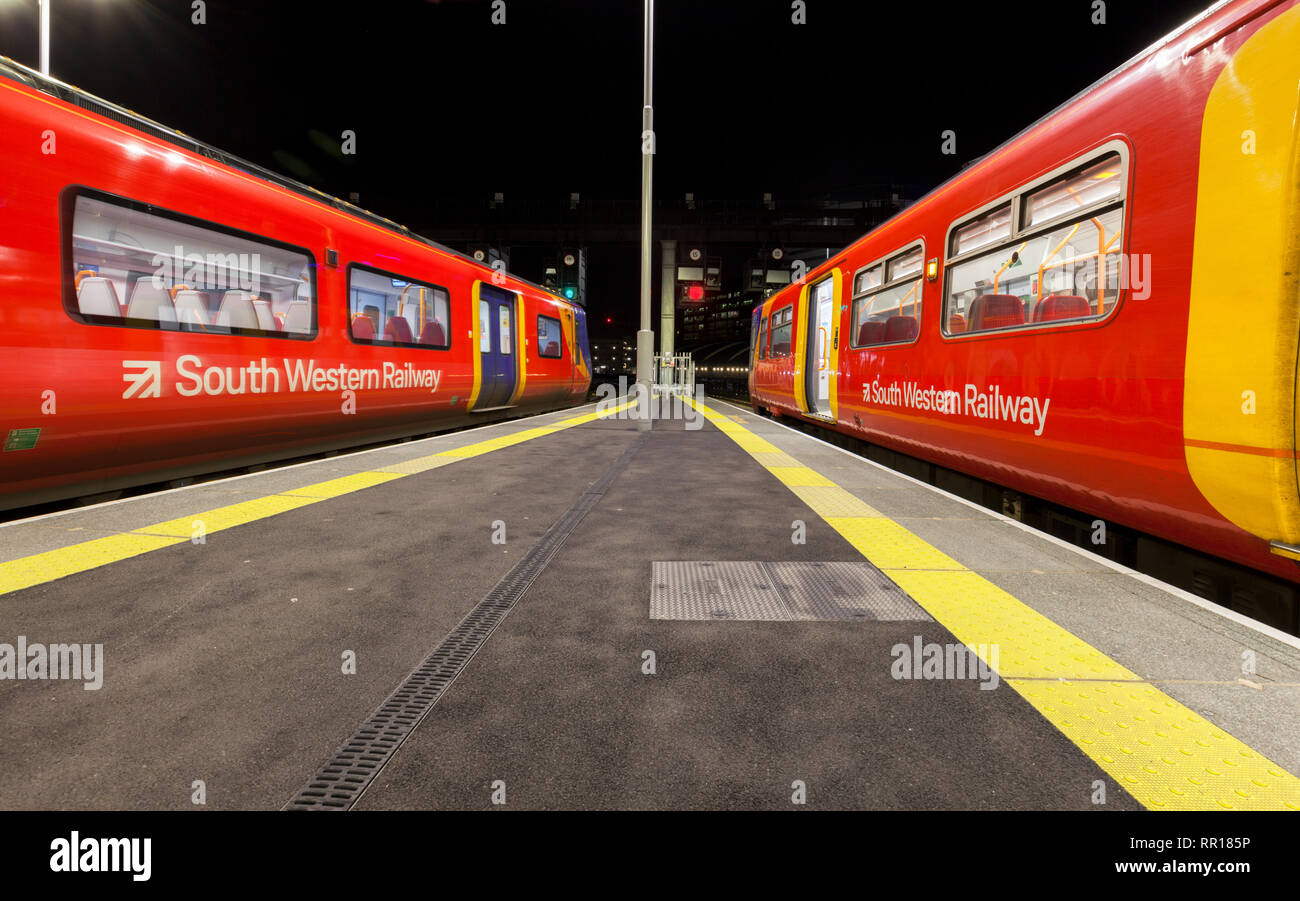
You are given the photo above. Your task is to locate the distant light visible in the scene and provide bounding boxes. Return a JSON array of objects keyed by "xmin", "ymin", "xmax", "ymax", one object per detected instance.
[
  {"xmin": 688, "ymin": 285, "xmax": 704, "ymax": 301},
  {"xmin": 606, "ymin": 317, "xmax": 612, "ymax": 324},
  {"xmin": 563, "ymin": 286, "xmax": 576, "ymax": 299}
]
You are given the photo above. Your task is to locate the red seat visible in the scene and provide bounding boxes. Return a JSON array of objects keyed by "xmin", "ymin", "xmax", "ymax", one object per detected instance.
[
  {"xmin": 419, "ymin": 321, "xmax": 446, "ymax": 346},
  {"xmin": 967, "ymin": 294, "xmax": 1024, "ymax": 331},
  {"xmin": 384, "ymin": 316, "xmax": 414, "ymax": 343},
  {"xmin": 544, "ymin": 341, "xmax": 560, "ymax": 357},
  {"xmin": 856, "ymin": 320, "xmax": 886, "ymax": 346},
  {"xmin": 1032, "ymin": 294, "xmax": 1091, "ymax": 322},
  {"xmin": 352, "ymin": 314, "xmax": 375, "ymax": 340},
  {"xmin": 883, "ymin": 315, "xmax": 918, "ymax": 343},
  {"xmin": 948, "ymin": 313, "xmax": 967, "ymax": 333}
]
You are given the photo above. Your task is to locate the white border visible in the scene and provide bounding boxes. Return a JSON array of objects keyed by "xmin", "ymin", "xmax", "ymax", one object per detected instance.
[{"xmin": 714, "ymin": 398, "xmax": 1300, "ymax": 651}]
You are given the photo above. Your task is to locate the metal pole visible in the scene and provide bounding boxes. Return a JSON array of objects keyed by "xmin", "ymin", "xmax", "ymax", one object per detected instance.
[
  {"xmin": 39, "ymin": 0, "xmax": 50, "ymax": 76},
  {"xmin": 659, "ymin": 238, "xmax": 676, "ymax": 364},
  {"xmin": 635, "ymin": 0, "xmax": 654, "ymax": 430}
]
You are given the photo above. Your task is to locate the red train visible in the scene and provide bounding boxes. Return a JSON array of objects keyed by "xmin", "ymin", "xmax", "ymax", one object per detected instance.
[
  {"xmin": 0, "ymin": 57, "xmax": 591, "ymax": 512},
  {"xmin": 750, "ymin": 0, "xmax": 1300, "ymax": 590}
]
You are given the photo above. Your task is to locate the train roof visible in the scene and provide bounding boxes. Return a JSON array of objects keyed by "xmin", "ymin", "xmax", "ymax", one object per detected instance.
[{"xmin": 0, "ymin": 53, "xmax": 582, "ymax": 309}]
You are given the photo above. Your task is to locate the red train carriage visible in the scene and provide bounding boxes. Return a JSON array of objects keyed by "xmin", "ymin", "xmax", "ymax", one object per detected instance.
[
  {"xmin": 749, "ymin": 0, "xmax": 1300, "ymax": 588},
  {"xmin": 0, "ymin": 58, "xmax": 591, "ymax": 512}
]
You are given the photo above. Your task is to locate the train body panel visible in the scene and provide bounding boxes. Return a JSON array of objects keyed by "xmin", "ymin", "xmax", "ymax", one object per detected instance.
[
  {"xmin": 0, "ymin": 69, "xmax": 589, "ymax": 510},
  {"xmin": 750, "ymin": 0, "xmax": 1300, "ymax": 584}
]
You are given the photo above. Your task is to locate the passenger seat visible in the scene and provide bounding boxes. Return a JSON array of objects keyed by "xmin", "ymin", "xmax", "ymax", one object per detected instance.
[
  {"xmin": 857, "ymin": 320, "xmax": 886, "ymax": 347},
  {"xmin": 351, "ymin": 314, "xmax": 375, "ymax": 340},
  {"xmin": 215, "ymin": 291, "xmax": 261, "ymax": 330},
  {"xmin": 967, "ymin": 294, "xmax": 1024, "ymax": 331},
  {"xmin": 126, "ymin": 280, "xmax": 176, "ymax": 324},
  {"xmin": 75, "ymin": 271, "xmax": 122, "ymax": 318},
  {"xmin": 383, "ymin": 317, "xmax": 414, "ymax": 343},
  {"xmin": 252, "ymin": 299, "xmax": 276, "ymax": 331},
  {"xmin": 419, "ymin": 321, "xmax": 446, "ymax": 346},
  {"xmin": 172, "ymin": 286, "xmax": 210, "ymax": 330},
  {"xmin": 883, "ymin": 315, "xmax": 918, "ymax": 343},
  {"xmin": 1032, "ymin": 294, "xmax": 1091, "ymax": 322},
  {"xmin": 282, "ymin": 300, "xmax": 311, "ymax": 334}
]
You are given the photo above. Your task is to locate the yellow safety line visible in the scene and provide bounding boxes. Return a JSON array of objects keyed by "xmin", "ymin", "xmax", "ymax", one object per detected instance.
[
  {"xmin": 689, "ymin": 398, "xmax": 1300, "ymax": 811},
  {"xmin": 0, "ymin": 400, "xmax": 635, "ymax": 599}
]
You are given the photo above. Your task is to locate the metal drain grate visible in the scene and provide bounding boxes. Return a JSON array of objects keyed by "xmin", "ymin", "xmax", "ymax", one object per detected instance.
[
  {"xmin": 286, "ymin": 432, "xmax": 647, "ymax": 810},
  {"xmin": 650, "ymin": 561, "xmax": 934, "ymax": 622}
]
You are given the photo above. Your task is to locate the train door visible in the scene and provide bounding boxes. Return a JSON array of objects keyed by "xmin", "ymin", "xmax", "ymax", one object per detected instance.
[
  {"xmin": 804, "ymin": 277, "xmax": 835, "ymax": 415},
  {"xmin": 475, "ymin": 284, "xmax": 517, "ymax": 410},
  {"xmin": 572, "ymin": 305, "xmax": 591, "ymax": 388}
]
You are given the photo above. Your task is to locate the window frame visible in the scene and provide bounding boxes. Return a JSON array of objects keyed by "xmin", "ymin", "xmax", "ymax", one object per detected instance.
[
  {"xmin": 537, "ymin": 314, "xmax": 564, "ymax": 359},
  {"xmin": 61, "ymin": 185, "xmax": 319, "ymax": 339},
  {"xmin": 757, "ymin": 312, "xmax": 770, "ymax": 360},
  {"xmin": 768, "ymin": 303, "xmax": 795, "ymax": 357},
  {"xmin": 849, "ymin": 240, "xmax": 926, "ymax": 349},
  {"xmin": 345, "ymin": 262, "xmax": 451, "ymax": 350},
  {"xmin": 940, "ymin": 139, "xmax": 1131, "ymax": 339}
]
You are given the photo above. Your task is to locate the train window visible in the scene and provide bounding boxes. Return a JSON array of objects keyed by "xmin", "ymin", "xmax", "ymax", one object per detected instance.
[
  {"xmin": 769, "ymin": 305, "xmax": 794, "ymax": 356},
  {"xmin": 850, "ymin": 243, "xmax": 924, "ymax": 348},
  {"xmin": 498, "ymin": 306, "xmax": 512, "ymax": 354},
  {"xmin": 944, "ymin": 148, "xmax": 1127, "ymax": 336},
  {"xmin": 757, "ymin": 314, "xmax": 769, "ymax": 360},
  {"xmin": 853, "ymin": 266, "xmax": 883, "ymax": 295},
  {"xmin": 886, "ymin": 247, "xmax": 923, "ymax": 282},
  {"xmin": 1023, "ymin": 154, "xmax": 1122, "ymax": 230},
  {"xmin": 537, "ymin": 315, "xmax": 563, "ymax": 358},
  {"xmin": 951, "ymin": 204, "xmax": 1011, "ymax": 257},
  {"xmin": 347, "ymin": 266, "xmax": 450, "ymax": 348},
  {"xmin": 66, "ymin": 191, "xmax": 315, "ymax": 337}
]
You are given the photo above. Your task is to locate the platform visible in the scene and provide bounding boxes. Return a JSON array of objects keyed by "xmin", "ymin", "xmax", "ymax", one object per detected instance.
[{"xmin": 1, "ymin": 396, "xmax": 1298, "ymax": 811}]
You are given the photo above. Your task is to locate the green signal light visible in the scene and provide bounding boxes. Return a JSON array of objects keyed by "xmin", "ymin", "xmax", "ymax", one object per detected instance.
[{"xmin": 563, "ymin": 286, "xmax": 576, "ymax": 299}]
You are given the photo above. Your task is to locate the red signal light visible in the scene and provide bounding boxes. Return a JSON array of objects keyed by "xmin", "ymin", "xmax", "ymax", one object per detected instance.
[{"xmin": 687, "ymin": 284, "xmax": 704, "ymax": 301}]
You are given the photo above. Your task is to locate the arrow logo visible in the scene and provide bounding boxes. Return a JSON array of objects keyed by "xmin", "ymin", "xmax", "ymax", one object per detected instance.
[{"xmin": 122, "ymin": 361, "xmax": 162, "ymax": 399}]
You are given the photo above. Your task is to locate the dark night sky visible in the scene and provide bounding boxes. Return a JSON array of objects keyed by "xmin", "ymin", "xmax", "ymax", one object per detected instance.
[{"xmin": 1, "ymin": 0, "xmax": 1212, "ymax": 331}]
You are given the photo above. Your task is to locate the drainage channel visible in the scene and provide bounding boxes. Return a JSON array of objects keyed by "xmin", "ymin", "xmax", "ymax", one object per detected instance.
[{"xmin": 285, "ymin": 430, "xmax": 649, "ymax": 810}]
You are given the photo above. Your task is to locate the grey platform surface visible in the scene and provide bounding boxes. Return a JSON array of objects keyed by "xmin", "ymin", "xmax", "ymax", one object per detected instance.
[{"xmin": 0, "ymin": 396, "xmax": 1295, "ymax": 809}]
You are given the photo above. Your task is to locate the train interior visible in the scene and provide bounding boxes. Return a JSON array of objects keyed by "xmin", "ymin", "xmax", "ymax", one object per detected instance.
[
  {"xmin": 347, "ymin": 268, "xmax": 450, "ymax": 347},
  {"xmin": 943, "ymin": 154, "xmax": 1126, "ymax": 335},
  {"xmin": 70, "ymin": 193, "xmax": 313, "ymax": 335}
]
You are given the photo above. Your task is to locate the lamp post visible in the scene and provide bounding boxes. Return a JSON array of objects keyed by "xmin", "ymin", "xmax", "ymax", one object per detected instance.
[{"xmin": 635, "ymin": 0, "xmax": 655, "ymax": 430}]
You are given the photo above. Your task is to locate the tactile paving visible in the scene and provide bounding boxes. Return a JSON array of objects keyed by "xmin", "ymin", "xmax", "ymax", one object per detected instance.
[{"xmin": 688, "ymin": 396, "xmax": 1300, "ymax": 810}]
